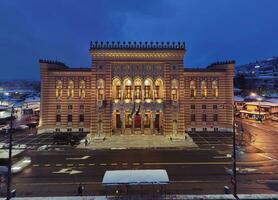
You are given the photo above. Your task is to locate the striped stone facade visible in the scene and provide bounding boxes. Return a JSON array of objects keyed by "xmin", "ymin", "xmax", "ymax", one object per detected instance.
[{"xmin": 38, "ymin": 42, "xmax": 234, "ymax": 136}]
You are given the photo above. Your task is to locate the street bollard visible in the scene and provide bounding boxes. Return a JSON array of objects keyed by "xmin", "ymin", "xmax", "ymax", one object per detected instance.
[{"xmin": 224, "ymin": 186, "xmax": 230, "ymax": 194}]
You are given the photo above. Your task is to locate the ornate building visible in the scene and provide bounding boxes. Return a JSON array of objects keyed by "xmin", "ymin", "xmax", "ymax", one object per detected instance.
[{"xmin": 38, "ymin": 41, "xmax": 234, "ymax": 138}]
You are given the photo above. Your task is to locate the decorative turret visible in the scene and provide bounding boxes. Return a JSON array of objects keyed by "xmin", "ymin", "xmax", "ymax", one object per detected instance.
[{"xmin": 89, "ymin": 41, "xmax": 186, "ymax": 50}]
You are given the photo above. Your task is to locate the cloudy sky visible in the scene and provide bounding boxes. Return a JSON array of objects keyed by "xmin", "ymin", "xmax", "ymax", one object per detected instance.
[{"xmin": 0, "ymin": 0, "xmax": 278, "ymax": 80}]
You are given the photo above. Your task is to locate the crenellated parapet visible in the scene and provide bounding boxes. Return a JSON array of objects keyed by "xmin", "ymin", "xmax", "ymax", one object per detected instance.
[
  {"xmin": 39, "ymin": 59, "xmax": 68, "ymax": 68},
  {"xmin": 208, "ymin": 60, "xmax": 235, "ymax": 67},
  {"xmin": 89, "ymin": 41, "xmax": 186, "ymax": 50}
]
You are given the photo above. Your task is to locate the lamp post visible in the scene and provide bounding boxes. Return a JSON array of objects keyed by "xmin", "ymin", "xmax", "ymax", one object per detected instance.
[
  {"xmin": 231, "ymin": 103, "xmax": 239, "ymax": 199},
  {"xmin": 7, "ymin": 106, "xmax": 14, "ymax": 200}
]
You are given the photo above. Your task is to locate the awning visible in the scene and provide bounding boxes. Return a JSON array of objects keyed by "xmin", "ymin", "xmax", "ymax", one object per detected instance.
[
  {"xmin": 102, "ymin": 169, "xmax": 169, "ymax": 186},
  {"xmin": 240, "ymin": 110, "xmax": 267, "ymax": 115}
]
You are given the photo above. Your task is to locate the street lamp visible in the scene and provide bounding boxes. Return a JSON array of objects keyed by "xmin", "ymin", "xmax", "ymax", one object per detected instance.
[{"xmin": 7, "ymin": 106, "xmax": 14, "ymax": 200}]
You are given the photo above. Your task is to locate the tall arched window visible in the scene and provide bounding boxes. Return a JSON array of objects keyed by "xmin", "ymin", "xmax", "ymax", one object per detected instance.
[
  {"xmin": 190, "ymin": 81, "xmax": 196, "ymax": 97},
  {"xmin": 154, "ymin": 79, "xmax": 163, "ymax": 100},
  {"xmin": 212, "ymin": 80, "xmax": 218, "ymax": 97},
  {"xmin": 201, "ymin": 81, "xmax": 207, "ymax": 97},
  {"xmin": 56, "ymin": 80, "xmax": 62, "ymax": 98},
  {"xmin": 144, "ymin": 78, "xmax": 153, "ymax": 100},
  {"xmin": 79, "ymin": 80, "xmax": 86, "ymax": 99},
  {"xmin": 134, "ymin": 78, "xmax": 142, "ymax": 100},
  {"xmin": 97, "ymin": 79, "xmax": 105, "ymax": 101},
  {"xmin": 67, "ymin": 80, "xmax": 74, "ymax": 98},
  {"xmin": 112, "ymin": 78, "xmax": 121, "ymax": 100},
  {"xmin": 123, "ymin": 78, "xmax": 132, "ymax": 100},
  {"xmin": 171, "ymin": 79, "xmax": 178, "ymax": 101}
]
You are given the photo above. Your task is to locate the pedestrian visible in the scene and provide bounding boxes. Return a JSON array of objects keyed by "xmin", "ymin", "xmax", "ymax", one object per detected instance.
[{"xmin": 77, "ymin": 183, "xmax": 84, "ymax": 196}]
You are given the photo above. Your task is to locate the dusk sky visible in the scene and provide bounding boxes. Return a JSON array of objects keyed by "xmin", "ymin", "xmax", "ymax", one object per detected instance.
[{"xmin": 1, "ymin": 0, "xmax": 278, "ymax": 80}]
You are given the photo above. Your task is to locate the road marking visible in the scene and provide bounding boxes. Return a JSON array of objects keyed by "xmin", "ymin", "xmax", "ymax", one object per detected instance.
[
  {"xmin": 66, "ymin": 156, "xmax": 91, "ymax": 160},
  {"xmin": 89, "ymin": 163, "xmax": 95, "ymax": 166},
  {"xmin": 100, "ymin": 163, "xmax": 107, "ymax": 166},
  {"xmin": 53, "ymin": 168, "xmax": 83, "ymax": 175},
  {"xmin": 55, "ymin": 164, "xmax": 62, "ymax": 167},
  {"xmin": 32, "ymin": 164, "xmax": 40, "ymax": 167},
  {"xmin": 78, "ymin": 164, "xmax": 85, "ymax": 166},
  {"xmin": 67, "ymin": 164, "xmax": 74, "ymax": 166},
  {"xmin": 111, "ymin": 163, "xmax": 117, "ymax": 166},
  {"xmin": 143, "ymin": 162, "xmax": 230, "ymax": 165},
  {"xmin": 44, "ymin": 164, "xmax": 51, "ymax": 167}
]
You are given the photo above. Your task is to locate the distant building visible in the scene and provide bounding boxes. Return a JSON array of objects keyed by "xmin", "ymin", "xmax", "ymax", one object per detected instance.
[
  {"xmin": 235, "ymin": 56, "xmax": 278, "ymax": 93},
  {"xmin": 38, "ymin": 41, "xmax": 234, "ymax": 137},
  {"xmin": 240, "ymin": 100, "xmax": 278, "ymax": 121}
]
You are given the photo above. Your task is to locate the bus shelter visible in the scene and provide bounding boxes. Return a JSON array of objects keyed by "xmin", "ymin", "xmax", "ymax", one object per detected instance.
[{"xmin": 102, "ymin": 169, "xmax": 169, "ymax": 197}]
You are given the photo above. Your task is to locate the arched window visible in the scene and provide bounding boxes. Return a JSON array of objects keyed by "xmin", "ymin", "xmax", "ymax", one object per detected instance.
[
  {"xmin": 212, "ymin": 80, "xmax": 218, "ymax": 97},
  {"xmin": 123, "ymin": 78, "xmax": 132, "ymax": 100},
  {"xmin": 144, "ymin": 78, "xmax": 153, "ymax": 100},
  {"xmin": 97, "ymin": 79, "xmax": 105, "ymax": 101},
  {"xmin": 56, "ymin": 80, "xmax": 62, "ymax": 98},
  {"xmin": 79, "ymin": 80, "xmax": 86, "ymax": 98},
  {"xmin": 171, "ymin": 79, "xmax": 178, "ymax": 101},
  {"xmin": 201, "ymin": 81, "xmax": 207, "ymax": 97},
  {"xmin": 134, "ymin": 78, "xmax": 142, "ymax": 100},
  {"xmin": 154, "ymin": 79, "xmax": 163, "ymax": 100},
  {"xmin": 190, "ymin": 81, "xmax": 196, "ymax": 97},
  {"xmin": 67, "ymin": 80, "xmax": 74, "ymax": 98},
  {"xmin": 112, "ymin": 78, "xmax": 121, "ymax": 100}
]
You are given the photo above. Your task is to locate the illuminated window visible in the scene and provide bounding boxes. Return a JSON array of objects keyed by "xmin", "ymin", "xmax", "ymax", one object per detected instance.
[
  {"xmin": 67, "ymin": 80, "xmax": 74, "ymax": 98},
  {"xmin": 56, "ymin": 80, "xmax": 62, "ymax": 98},
  {"xmin": 125, "ymin": 85, "xmax": 132, "ymax": 99},
  {"xmin": 171, "ymin": 79, "xmax": 178, "ymax": 101},
  {"xmin": 212, "ymin": 80, "xmax": 218, "ymax": 97},
  {"xmin": 79, "ymin": 80, "xmax": 86, "ymax": 98},
  {"xmin": 144, "ymin": 86, "xmax": 151, "ymax": 99},
  {"xmin": 201, "ymin": 81, "xmax": 207, "ymax": 97},
  {"xmin": 134, "ymin": 79, "xmax": 142, "ymax": 100},
  {"xmin": 190, "ymin": 81, "xmax": 196, "ymax": 97},
  {"xmin": 112, "ymin": 78, "xmax": 121, "ymax": 100},
  {"xmin": 144, "ymin": 79, "xmax": 152, "ymax": 99},
  {"xmin": 155, "ymin": 79, "xmax": 163, "ymax": 99},
  {"xmin": 97, "ymin": 79, "xmax": 105, "ymax": 101},
  {"xmin": 123, "ymin": 79, "xmax": 132, "ymax": 100}
]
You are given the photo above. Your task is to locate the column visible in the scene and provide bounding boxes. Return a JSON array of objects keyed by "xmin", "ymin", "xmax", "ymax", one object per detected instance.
[{"xmin": 141, "ymin": 110, "xmax": 145, "ymax": 134}]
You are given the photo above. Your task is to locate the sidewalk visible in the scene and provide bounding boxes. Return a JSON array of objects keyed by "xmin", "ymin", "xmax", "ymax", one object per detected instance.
[
  {"xmin": 3, "ymin": 194, "xmax": 278, "ymax": 200},
  {"xmin": 77, "ymin": 135, "xmax": 198, "ymax": 150}
]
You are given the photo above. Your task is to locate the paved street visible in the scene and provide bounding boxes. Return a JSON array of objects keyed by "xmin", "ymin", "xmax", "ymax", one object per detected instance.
[{"xmin": 0, "ymin": 118, "xmax": 278, "ymax": 197}]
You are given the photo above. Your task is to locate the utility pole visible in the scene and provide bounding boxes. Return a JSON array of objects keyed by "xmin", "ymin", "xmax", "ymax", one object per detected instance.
[
  {"xmin": 232, "ymin": 106, "xmax": 239, "ymax": 200},
  {"xmin": 7, "ymin": 106, "xmax": 14, "ymax": 200}
]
